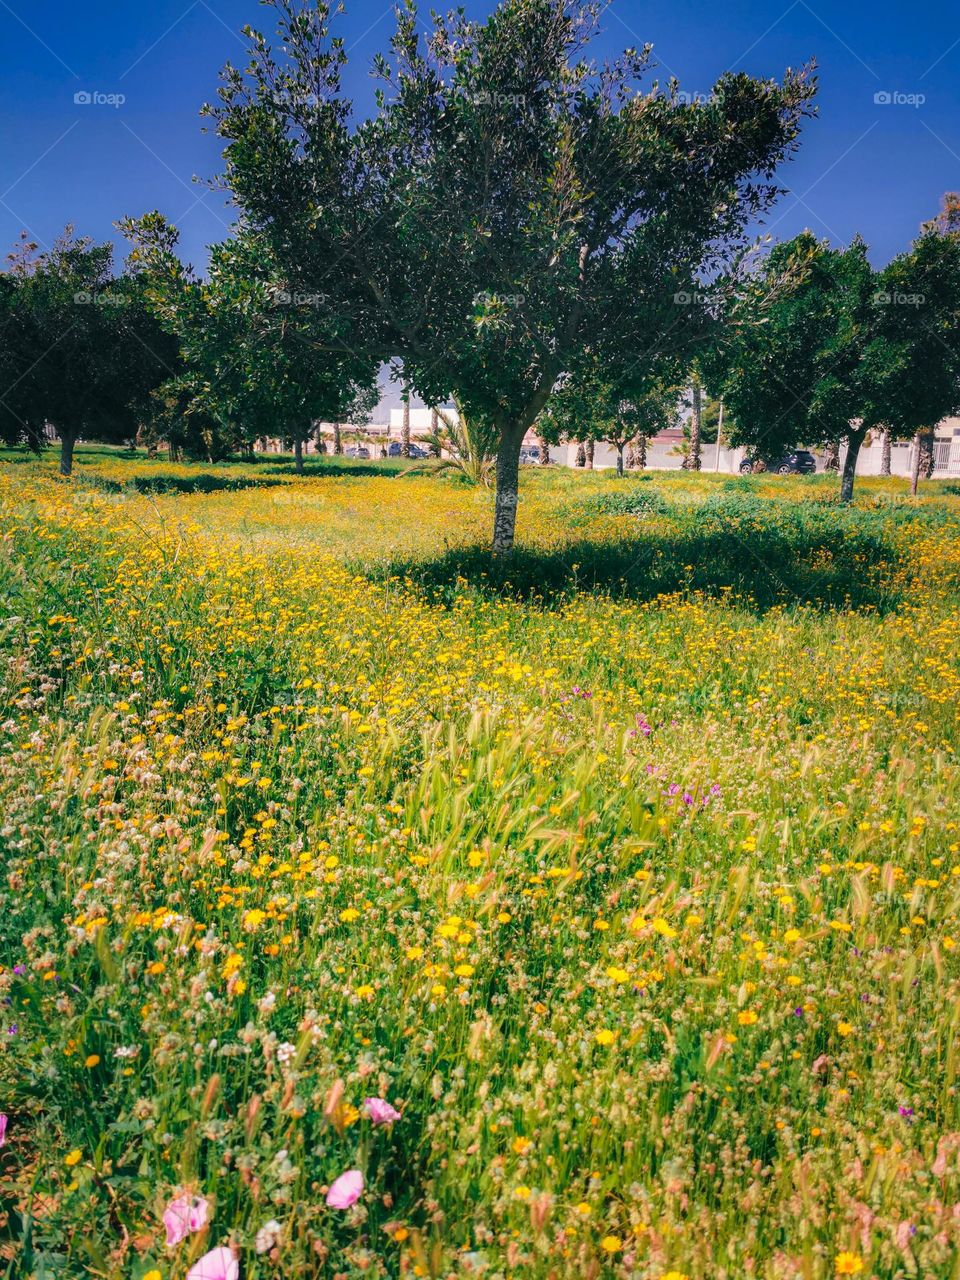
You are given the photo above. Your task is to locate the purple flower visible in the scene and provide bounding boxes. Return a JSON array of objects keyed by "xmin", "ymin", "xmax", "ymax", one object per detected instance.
[
  {"xmin": 898, "ymin": 1106, "xmax": 915, "ymax": 1118},
  {"xmin": 0, "ymin": 1114, "xmax": 7, "ymax": 1147},
  {"xmin": 164, "ymin": 1194, "xmax": 209, "ymax": 1247},
  {"xmin": 12, "ymin": 965, "xmax": 25, "ymax": 976},
  {"xmin": 326, "ymin": 1169, "xmax": 363, "ymax": 1209},
  {"xmin": 186, "ymin": 1246, "xmax": 238, "ymax": 1280},
  {"xmin": 363, "ymin": 1097, "xmax": 401, "ymax": 1125}
]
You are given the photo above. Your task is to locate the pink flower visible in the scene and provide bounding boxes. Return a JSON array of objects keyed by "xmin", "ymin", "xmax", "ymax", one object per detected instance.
[
  {"xmin": 363, "ymin": 1097, "xmax": 401, "ymax": 1125},
  {"xmin": 0, "ymin": 1115, "xmax": 7, "ymax": 1147},
  {"xmin": 326, "ymin": 1169, "xmax": 363, "ymax": 1209},
  {"xmin": 186, "ymin": 1246, "xmax": 239, "ymax": 1280},
  {"xmin": 163, "ymin": 1194, "xmax": 209, "ymax": 1247}
]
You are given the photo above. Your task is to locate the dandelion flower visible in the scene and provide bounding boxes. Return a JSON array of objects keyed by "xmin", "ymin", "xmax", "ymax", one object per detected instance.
[{"xmin": 834, "ymin": 1253, "xmax": 864, "ymax": 1276}]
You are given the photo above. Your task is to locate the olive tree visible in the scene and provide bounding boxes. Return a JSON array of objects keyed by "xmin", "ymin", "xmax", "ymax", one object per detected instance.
[{"xmin": 207, "ymin": 0, "xmax": 815, "ymax": 552}]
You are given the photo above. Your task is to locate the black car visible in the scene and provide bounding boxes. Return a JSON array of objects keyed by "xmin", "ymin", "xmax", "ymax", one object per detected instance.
[
  {"xmin": 387, "ymin": 441, "xmax": 429, "ymax": 458},
  {"xmin": 740, "ymin": 449, "xmax": 817, "ymax": 475}
]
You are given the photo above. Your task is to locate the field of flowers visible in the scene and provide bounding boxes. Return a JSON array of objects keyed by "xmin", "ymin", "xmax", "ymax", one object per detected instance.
[{"xmin": 2, "ymin": 449, "xmax": 960, "ymax": 1280}]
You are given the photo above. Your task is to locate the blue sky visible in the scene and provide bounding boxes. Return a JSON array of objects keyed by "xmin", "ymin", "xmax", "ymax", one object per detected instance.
[
  {"xmin": 1, "ymin": 0, "xmax": 957, "ymax": 268},
  {"xmin": 1, "ymin": 0, "xmax": 958, "ymax": 409}
]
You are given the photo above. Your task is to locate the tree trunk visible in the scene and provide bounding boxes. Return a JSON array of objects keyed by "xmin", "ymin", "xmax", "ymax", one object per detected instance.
[
  {"xmin": 332, "ymin": 422, "xmax": 343, "ymax": 455},
  {"xmin": 689, "ymin": 378, "xmax": 702, "ymax": 471},
  {"xmin": 880, "ymin": 428, "xmax": 891, "ymax": 476},
  {"xmin": 537, "ymin": 433, "xmax": 550, "ymax": 465},
  {"xmin": 823, "ymin": 440, "xmax": 840, "ymax": 472},
  {"xmin": 429, "ymin": 408, "xmax": 441, "ymax": 457},
  {"xmin": 840, "ymin": 427, "xmax": 865, "ymax": 502},
  {"xmin": 294, "ymin": 435, "xmax": 304, "ymax": 474},
  {"xmin": 635, "ymin": 433, "xmax": 647, "ymax": 470},
  {"xmin": 910, "ymin": 432, "xmax": 922, "ymax": 496},
  {"xmin": 575, "ymin": 441, "xmax": 586, "ymax": 468},
  {"xmin": 59, "ymin": 428, "xmax": 76, "ymax": 477},
  {"xmin": 625, "ymin": 440, "xmax": 637, "ymax": 469},
  {"xmin": 585, "ymin": 439, "xmax": 594, "ymax": 470},
  {"xmin": 920, "ymin": 427, "xmax": 935, "ymax": 479},
  {"xmin": 493, "ymin": 427, "xmax": 525, "ymax": 556},
  {"xmin": 401, "ymin": 391, "xmax": 411, "ymax": 458},
  {"xmin": 910, "ymin": 428, "xmax": 935, "ymax": 495},
  {"xmin": 616, "ymin": 443, "xmax": 624, "ymax": 477}
]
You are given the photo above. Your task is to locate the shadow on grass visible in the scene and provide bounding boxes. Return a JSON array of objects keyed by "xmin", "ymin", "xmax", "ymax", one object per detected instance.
[{"xmin": 377, "ymin": 502, "xmax": 912, "ymax": 614}]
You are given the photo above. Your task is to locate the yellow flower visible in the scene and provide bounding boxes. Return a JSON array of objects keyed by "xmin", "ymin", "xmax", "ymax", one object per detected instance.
[
  {"xmin": 405, "ymin": 946, "xmax": 424, "ymax": 960},
  {"xmin": 837, "ymin": 1021, "xmax": 855, "ymax": 1038},
  {"xmin": 64, "ymin": 1149, "xmax": 82, "ymax": 1167},
  {"xmin": 652, "ymin": 917, "xmax": 677, "ymax": 939},
  {"xmin": 834, "ymin": 1253, "xmax": 864, "ymax": 1275},
  {"xmin": 339, "ymin": 908, "xmax": 360, "ymax": 923},
  {"xmin": 594, "ymin": 1029, "xmax": 617, "ymax": 1045},
  {"xmin": 738, "ymin": 1010, "xmax": 759, "ymax": 1026},
  {"xmin": 600, "ymin": 1235, "xmax": 622, "ymax": 1253},
  {"xmin": 144, "ymin": 1271, "xmax": 162, "ymax": 1280},
  {"xmin": 84, "ymin": 1054, "xmax": 100, "ymax": 1069},
  {"xmin": 454, "ymin": 963, "xmax": 475, "ymax": 977},
  {"xmin": 660, "ymin": 1272, "xmax": 690, "ymax": 1280},
  {"xmin": 605, "ymin": 965, "xmax": 630, "ymax": 984},
  {"xmin": 512, "ymin": 1136, "xmax": 532, "ymax": 1155}
]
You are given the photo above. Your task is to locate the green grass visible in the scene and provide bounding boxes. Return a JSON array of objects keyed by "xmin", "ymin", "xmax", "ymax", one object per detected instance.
[{"xmin": 0, "ymin": 456, "xmax": 959, "ymax": 1279}]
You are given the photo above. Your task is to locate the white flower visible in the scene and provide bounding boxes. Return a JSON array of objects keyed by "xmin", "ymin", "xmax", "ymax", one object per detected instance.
[
  {"xmin": 254, "ymin": 1218, "xmax": 282, "ymax": 1254},
  {"xmin": 276, "ymin": 1041, "xmax": 296, "ymax": 1065}
]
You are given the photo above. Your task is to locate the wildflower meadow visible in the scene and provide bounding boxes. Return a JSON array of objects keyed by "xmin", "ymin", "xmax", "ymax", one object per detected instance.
[{"xmin": 1, "ymin": 452, "xmax": 959, "ymax": 1279}]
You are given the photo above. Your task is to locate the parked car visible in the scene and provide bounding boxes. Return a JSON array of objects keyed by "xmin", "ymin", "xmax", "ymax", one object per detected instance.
[
  {"xmin": 387, "ymin": 441, "xmax": 429, "ymax": 458},
  {"xmin": 520, "ymin": 445, "xmax": 545, "ymax": 464},
  {"xmin": 345, "ymin": 445, "xmax": 370, "ymax": 459},
  {"xmin": 740, "ymin": 449, "xmax": 816, "ymax": 475}
]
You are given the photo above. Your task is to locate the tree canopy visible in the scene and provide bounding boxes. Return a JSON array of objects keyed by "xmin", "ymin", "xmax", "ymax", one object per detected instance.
[
  {"xmin": 707, "ymin": 227, "xmax": 960, "ymax": 499},
  {"xmin": 0, "ymin": 229, "xmax": 177, "ymax": 474},
  {"xmin": 122, "ymin": 214, "xmax": 379, "ymax": 469},
  {"xmin": 207, "ymin": 0, "xmax": 815, "ymax": 550}
]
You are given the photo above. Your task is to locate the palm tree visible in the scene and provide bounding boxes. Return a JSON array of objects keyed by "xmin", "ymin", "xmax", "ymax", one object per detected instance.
[
  {"xmin": 684, "ymin": 372, "xmax": 703, "ymax": 470},
  {"xmin": 417, "ymin": 398, "xmax": 498, "ymax": 485},
  {"xmin": 429, "ymin": 408, "xmax": 441, "ymax": 457},
  {"xmin": 401, "ymin": 386, "xmax": 411, "ymax": 457}
]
